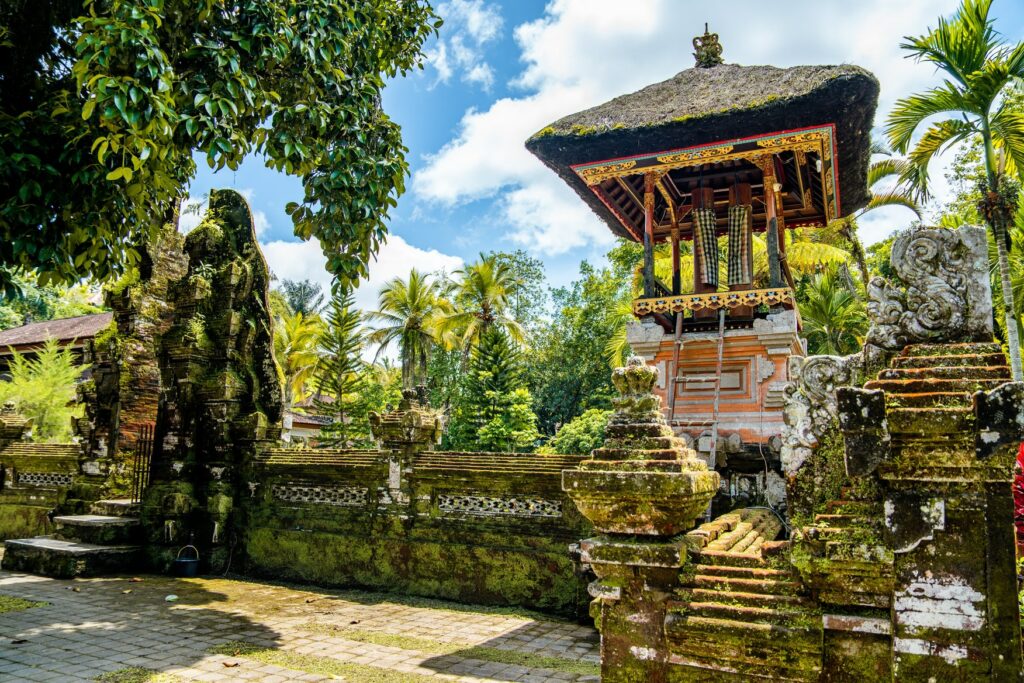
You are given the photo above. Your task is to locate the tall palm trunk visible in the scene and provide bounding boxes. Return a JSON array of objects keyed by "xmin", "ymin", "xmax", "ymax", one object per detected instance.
[{"xmin": 993, "ymin": 221, "xmax": 1022, "ymax": 379}]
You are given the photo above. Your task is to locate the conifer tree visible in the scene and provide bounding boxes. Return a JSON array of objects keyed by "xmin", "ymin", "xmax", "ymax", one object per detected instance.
[
  {"xmin": 447, "ymin": 328, "xmax": 539, "ymax": 452},
  {"xmin": 313, "ymin": 292, "xmax": 370, "ymax": 447}
]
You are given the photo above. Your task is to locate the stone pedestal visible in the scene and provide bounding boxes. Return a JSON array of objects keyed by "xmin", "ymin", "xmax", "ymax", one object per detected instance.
[
  {"xmin": 562, "ymin": 357, "xmax": 718, "ymax": 681},
  {"xmin": 369, "ymin": 388, "xmax": 441, "ymax": 507}
]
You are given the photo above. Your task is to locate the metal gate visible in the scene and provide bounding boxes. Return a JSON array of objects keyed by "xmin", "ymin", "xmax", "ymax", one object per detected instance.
[{"xmin": 130, "ymin": 424, "xmax": 155, "ymax": 504}]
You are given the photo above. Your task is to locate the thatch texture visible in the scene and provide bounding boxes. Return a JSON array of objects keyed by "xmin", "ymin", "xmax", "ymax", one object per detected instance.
[{"xmin": 526, "ymin": 63, "xmax": 879, "ymax": 238}]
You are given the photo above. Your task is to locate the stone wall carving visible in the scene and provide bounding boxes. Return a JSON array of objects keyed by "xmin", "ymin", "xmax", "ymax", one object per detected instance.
[
  {"xmin": 436, "ymin": 494, "xmax": 562, "ymax": 518},
  {"xmin": 866, "ymin": 225, "xmax": 991, "ymax": 351},
  {"xmin": 271, "ymin": 484, "xmax": 367, "ymax": 507},
  {"xmin": 16, "ymin": 472, "xmax": 74, "ymax": 488},
  {"xmin": 780, "ymin": 353, "xmax": 862, "ymax": 474}
]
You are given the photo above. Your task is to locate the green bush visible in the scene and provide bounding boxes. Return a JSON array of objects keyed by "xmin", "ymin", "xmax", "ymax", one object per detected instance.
[{"xmin": 538, "ymin": 408, "xmax": 610, "ymax": 455}]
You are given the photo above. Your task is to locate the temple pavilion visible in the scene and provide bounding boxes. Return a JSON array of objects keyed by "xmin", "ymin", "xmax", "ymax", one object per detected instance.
[{"xmin": 527, "ymin": 29, "xmax": 878, "ymax": 505}]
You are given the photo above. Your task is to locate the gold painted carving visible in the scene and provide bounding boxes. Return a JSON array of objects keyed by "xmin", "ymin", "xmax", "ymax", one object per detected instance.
[
  {"xmin": 657, "ymin": 145, "xmax": 735, "ymax": 165},
  {"xmin": 578, "ymin": 160, "xmax": 637, "ymax": 185},
  {"xmin": 632, "ymin": 287, "xmax": 795, "ymax": 316}
]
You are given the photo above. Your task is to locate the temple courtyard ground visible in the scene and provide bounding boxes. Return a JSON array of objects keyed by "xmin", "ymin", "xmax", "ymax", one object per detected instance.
[{"xmin": 0, "ymin": 569, "xmax": 600, "ymax": 682}]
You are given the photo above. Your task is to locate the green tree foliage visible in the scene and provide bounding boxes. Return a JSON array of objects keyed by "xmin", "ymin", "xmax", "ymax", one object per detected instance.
[
  {"xmin": 367, "ymin": 269, "xmax": 446, "ymax": 389},
  {"xmin": 799, "ymin": 268, "xmax": 869, "ymax": 356},
  {"xmin": 0, "ymin": 273, "xmax": 105, "ymax": 330},
  {"xmin": 0, "ymin": 1, "xmax": 440, "ymax": 291},
  {"xmin": 886, "ymin": 0, "xmax": 1024, "ymax": 377},
  {"xmin": 537, "ymin": 408, "xmax": 610, "ymax": 456},
  {"xmin": 442, "ymin": 254, "xmax": 526, "ymax": 350},
  {"xmin": 447, "ymin": 327, "xmax": 539, "ymax": 452},
  {"xmin": 267, "ymin": 289, "xmax": 293, "ymax": 322},
  {"xmin": 280, "ymin": 279, "xmax": 325, "ymax": 316},
  {"xmin": 0, "ymin": 339, "xmax": 85, "ymax": 442},
  {"xmin": 272, "ymin": 310, "xmax": 323, "ymax": 411},
  {"xmin": 490, "ymin": 250, "xmax": 548, "ymax": 334},
  {"xmin": 527, "ymin": 262, "xmax": 623, "ymax": 434},
  {"xmin": 314, "ymin": 292, "xmax": 371, "ymax": 447}
]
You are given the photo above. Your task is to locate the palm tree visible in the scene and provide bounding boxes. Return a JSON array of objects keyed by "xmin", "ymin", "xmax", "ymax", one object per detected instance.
[
  {"xmin": 441, "ymin": 254, "xmax": 526, "ymax": 350},
  {"xmin": 885, "ymin": 0, "xmax": 1024, "ymax": 379},
  {"xmin": 366, "ymin": 269, "xmax": 446, "ymax": 390},
  {"xmin": 827, "ymin": 143, "xmax": 925, "ymax": 286},
  {"xmin": 800, "ymin": 268, "xmax": 869, "ymax": 356},
  {"xmin": 273, "ymin": 310, "xmax": 324, "ymax": 411}
]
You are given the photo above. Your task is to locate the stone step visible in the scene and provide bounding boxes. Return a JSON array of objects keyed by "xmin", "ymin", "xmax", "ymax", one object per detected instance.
[
  {"xmin": 893, "ymin": 353, "xmax": 1008, "ymax": 369},
  {"xmin": 899, "ymin": 343, "xmax": 1004, "ymax": 358},
  {"xmin": 675, "ymin": 600, "xmax": 812, "ymax": 626},
  {"xmin": 89, "ymin": 499, "xmax": 141, "ymax": 517},
  {"xmin": 886, "ymin": 407, "xmax": 973, "ymax": 435},
  {"xmin": 882, "ymin": 391, "xmax": 973, "ymax": 408},
  {"xmin": 696, "ymin": 550, "xmax": 768, "ymax": 568},
  {"xmin": 680, "ymin": 588, "xmax": 809, "ymax": 609},
  {"xmin": 52, "ymin": 515, "xmax": 140, "ymax": 545},
  {"xmin": 2, "ymin": 537, "xmax": 141, "ymax": 579},
  {"xmin": 863, "ymin": 377, "xmax": 1005, "ymax": 394},
  {"xmin": 692, "ymin": 574, "xmax": 802, "ymax": 596},
  {"xmin": 878, "ymin": 365, "xmax": 1011, "ymax": 380},
  {"xmin": 728, "ymin": 528, "xmax": 763, "ymax": 554},
  {"xmin": 665, "ymin": 615, "xmax": 823, "ymax": 681},
  {"xmin": 823, "ymin": 499, "xmax": 877, "ymax": 515},
  {"xmin": 693, "ymin": 564, "xmax": 793, "ymax": 579}
]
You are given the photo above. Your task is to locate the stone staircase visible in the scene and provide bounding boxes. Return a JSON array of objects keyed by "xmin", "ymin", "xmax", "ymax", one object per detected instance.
[
  {"xmin": 664, "ymin": 509, "xmax": 823, "ymax": 682},
  {"xmin": 2, "ymin": 499, "xmax": 142, "ymax": 578}
]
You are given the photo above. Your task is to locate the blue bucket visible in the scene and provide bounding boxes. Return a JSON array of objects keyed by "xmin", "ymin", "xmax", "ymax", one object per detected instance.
[{"xmin": 172, "ymin": 545, "xmax": 200, "ymax": 577}]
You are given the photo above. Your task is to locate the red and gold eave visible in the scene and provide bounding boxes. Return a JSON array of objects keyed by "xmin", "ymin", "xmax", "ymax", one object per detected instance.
[{"xmin": 569, "ymin": 124, "xmax": 840, "ymax": 242}]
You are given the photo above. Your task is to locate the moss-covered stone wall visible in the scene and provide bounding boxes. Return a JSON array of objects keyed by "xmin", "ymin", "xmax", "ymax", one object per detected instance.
[
  {"xmin": 242, "ymin": 448, "xmax": 592, "ymax": 617},
  {"xmin": 0, "ymin": 442, "xmax": 79, "ymax": 539}
]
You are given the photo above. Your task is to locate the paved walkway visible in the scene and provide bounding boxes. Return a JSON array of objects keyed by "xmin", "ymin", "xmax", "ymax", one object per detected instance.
[{"xmin": 0, "ymin": 570, "xmax": 600, "ymax": 682}]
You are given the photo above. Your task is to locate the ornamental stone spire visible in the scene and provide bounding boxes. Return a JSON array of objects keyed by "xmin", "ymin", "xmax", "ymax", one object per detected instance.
[{"xmin": 693, "ymin": 23, "xmax": 724, "ymax": 68}]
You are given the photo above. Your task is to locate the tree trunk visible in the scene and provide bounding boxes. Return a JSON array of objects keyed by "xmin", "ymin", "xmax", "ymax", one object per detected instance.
[{"xmin": 994, "ymin": 221, "xmax": 1023, "ymax": 380}]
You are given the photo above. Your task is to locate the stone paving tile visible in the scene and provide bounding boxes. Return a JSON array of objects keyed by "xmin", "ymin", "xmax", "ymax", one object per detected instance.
[{"xmin": 0, "ymin": 570, "xmax": 599, "ymax": 682}]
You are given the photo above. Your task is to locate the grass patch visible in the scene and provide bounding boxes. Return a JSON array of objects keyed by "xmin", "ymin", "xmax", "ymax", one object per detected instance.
[
  {"xmin": 94, "ymin": 668, "xmax": 180, "ymax": 683},
  {"xmin": 300, "ymin": 623, "xmax": 600, "ymax": 676},
  {"xmin": 219, "ymin": 572, "xmax": 565, "ymax": 622},
  {"xmin": 208, "ymin": 642, "xmax": 435, "ymax": 683},
  {"xmin": 0, "ymin": 594, "xmax": 46, "ymax": 614}
]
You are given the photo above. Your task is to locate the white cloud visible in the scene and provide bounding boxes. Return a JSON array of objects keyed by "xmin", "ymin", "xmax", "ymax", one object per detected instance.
[
  {"xmin": 414, "ymin": 0, "xmax": 962, "ymax": 254},
  {"xmin": 426, "ymin": 0, "xmax": 503, "ymax": 90},
  {"xmin": 464, "ymin": 63, "xmax": 495, "ymax": 90},
  {"xmin": 260, "ymin": 235, "xmax": 463, "ymax": 312}
]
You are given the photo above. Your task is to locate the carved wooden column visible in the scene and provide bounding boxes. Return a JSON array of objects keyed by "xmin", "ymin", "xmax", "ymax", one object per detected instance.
[
  {"xmin": 758, "ymin": 156, "xmax": 784, "ymax": 289},
  {"xmin": 642, "ymin": 173, "xmax": 656, "ymax": 298}
]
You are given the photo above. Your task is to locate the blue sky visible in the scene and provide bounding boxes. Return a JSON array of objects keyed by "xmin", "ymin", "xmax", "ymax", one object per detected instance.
[{"xmin": 184, "ymin": 0, "xmax": 1024, "ymax": 311}]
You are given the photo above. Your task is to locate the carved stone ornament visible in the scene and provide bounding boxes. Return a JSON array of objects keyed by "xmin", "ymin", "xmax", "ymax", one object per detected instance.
[
  {"xmin": 692, "ymin": 25, "xmax": 724, "ymax": 68},
  {"xmin": 866, "ymin": 226, "xmax": 992, "ymax": 350},
  {"xmin": 780, "ymin": 354, "xmax": 862, "ymax": 474}
]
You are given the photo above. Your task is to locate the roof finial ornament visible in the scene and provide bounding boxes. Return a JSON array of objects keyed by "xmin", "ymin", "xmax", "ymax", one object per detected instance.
[{"xmin": 693, "ymin": 23, "xmax": 724, "ymax": 68}]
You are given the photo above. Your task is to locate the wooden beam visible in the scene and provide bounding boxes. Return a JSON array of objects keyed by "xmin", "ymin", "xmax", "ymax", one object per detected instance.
[
  {"xmin": 655, "ymin": 174, "xmax": 678, "ymax": 226},
  {"xmin": 642, "ymin": 173, "xmax": 656, "ymax": 298},
  {"xmin": 671, "ymin": 227, "xmax": 681, "ymax": 295}
]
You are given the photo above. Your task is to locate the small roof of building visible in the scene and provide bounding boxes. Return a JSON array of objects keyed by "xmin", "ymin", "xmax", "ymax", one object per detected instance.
[
  {"xmin": 0, "ymin": 312, "xmax": 112, "ymax": 351},
  {"xmin": 526, "ymin": 61, "xmax": 879, "ymax": 240}
]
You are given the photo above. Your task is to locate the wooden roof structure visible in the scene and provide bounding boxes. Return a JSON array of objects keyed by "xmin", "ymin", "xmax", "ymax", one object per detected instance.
[{"xmin": 526, "ymin": 61, "xmax": 879, "ymax": 243}]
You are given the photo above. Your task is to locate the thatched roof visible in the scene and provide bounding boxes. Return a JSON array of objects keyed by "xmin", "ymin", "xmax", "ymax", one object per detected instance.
[
  {"xmin": 0, "ymin": 312, "xmax": 112, "ymax": 352},
  {"xmin": 526, "ymin": 62, "xmax": 879, "ymax": 238}
]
